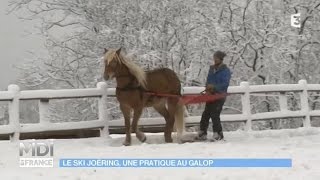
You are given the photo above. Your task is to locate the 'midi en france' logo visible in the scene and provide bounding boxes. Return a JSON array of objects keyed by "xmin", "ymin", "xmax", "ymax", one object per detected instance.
[{"xmin": 19, "ymin": 140, "xmax": 54, "ymax": 168}]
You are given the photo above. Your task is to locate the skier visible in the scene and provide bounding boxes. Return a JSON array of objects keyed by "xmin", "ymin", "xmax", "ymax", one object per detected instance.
[{"xmin": 196, "ymin": 51, "xmax": 231, "ymax": 141}]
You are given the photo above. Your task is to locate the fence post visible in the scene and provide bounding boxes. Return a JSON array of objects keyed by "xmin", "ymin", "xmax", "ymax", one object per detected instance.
[
  {"xmin": 39, "ymin": 99, "xmax": 50, "ymax": 125},
  {"xmin": 299, "ymin": 80, "xmax": 311, "ymax": 127},
  {"xmin": 279, "ymin": 92, "xmax": 288, "ymax": 112},
  {"xmin": 8, "ymin": 84, "xmax": 20, "ymax": 141},
  {"xmin": 97, "ymin": 82, "xmax": 109, "ymax": 137},
  {"xmin": 240, "ymin": 82, "xmax": 252, "ymax": 131}
]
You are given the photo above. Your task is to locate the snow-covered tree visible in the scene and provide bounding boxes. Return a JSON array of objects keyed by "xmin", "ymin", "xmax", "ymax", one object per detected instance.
[{"xmin": 9, "ymin": 0, "xmax": 320, "ymax": 128}]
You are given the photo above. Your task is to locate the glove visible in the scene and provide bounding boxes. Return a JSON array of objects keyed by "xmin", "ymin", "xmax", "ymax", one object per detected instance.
[{"xmin": 205, "ymin": 84, "xmax": 214, "ymax": 94}]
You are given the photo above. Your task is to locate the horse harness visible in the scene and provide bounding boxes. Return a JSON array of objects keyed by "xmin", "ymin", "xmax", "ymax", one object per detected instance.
[
  {"xmin": 115, "ymin": 75, "xmax": 145, "ymax": 99},
  {"xmin": 115, "ymin": 74, "xmax": 181, "ymax": 100}
]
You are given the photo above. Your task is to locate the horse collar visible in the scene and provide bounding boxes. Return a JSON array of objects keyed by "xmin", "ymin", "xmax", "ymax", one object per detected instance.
[{"xmin": 116, "ymin": 75, "xmax": 145, "ymax": 92}]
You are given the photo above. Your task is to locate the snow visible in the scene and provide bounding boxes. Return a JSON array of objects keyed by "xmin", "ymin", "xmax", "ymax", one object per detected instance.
[
  {"xmin": 1, "ymin": 127, "xmax": 320, "ymax": 180},
  {"xmin": 19, "ymin": 88, "xmax": 103, "ymax": 100},
  {"xmin": 109, "ymin": 114, "xmax": 248, "ymax": 127},
  {"xmin": 249, "ymin": 84, "xmax": 302, "ymax": 93},
  {"xmin": 20, "ymin": 120, "xmax": 105, "ymax": 133},
  {"xmin": 306, "ymin": 84, "xmax": 320, "ymax": 91},
  {"xmin": 0, "ymin": 124, "xmax": 14, "ymax": 134},
  {"xmin": 0, "ymin": 91, "xmax": 14, "ymax": 101}
]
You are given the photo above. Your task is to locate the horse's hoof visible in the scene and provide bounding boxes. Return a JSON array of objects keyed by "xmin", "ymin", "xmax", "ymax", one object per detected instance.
[
  {"xmin": 137, "ymin": 133, "xmax": 146, "ymax": 143},
  {"xmin": 141, "ymin": 136, "xmax": 147, "ymax": 143},
  {"xmin": 123, "ymin": 141, "xmax": 131, "ymax": 146}
]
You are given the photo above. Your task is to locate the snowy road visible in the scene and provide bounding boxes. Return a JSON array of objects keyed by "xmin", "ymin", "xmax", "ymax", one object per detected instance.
[{"xmin": 1, "ymin": 127, "xmax": 320, "ymax": 180}]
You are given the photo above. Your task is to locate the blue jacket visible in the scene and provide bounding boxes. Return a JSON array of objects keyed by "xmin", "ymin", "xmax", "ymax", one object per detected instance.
[{"xmin": 206, "ymin": 64, "xmax": 231, "ymax": 93}]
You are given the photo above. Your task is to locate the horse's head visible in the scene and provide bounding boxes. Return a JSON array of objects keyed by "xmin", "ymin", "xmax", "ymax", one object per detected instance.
[{"xmin": 103, "ymin": 48, "xmax": 122, "ymax": 80}]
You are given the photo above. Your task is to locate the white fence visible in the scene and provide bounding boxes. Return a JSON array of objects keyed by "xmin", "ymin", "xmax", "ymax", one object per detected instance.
[
  {"xmin": 0, "ymin": 79, "xmax": 319, "ymax": 140},
  {"xmin": 0, "ymin": 83, "xmax": 109, "ymax": 141}
]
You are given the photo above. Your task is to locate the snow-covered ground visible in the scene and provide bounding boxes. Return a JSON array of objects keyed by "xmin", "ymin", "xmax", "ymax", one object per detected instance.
[{"xmin": 1, "ymin": 127, "xmax": 320, "ymax": 180}]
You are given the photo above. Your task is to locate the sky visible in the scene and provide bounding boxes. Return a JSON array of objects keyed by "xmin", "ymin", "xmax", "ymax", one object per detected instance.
[{"xmin": 0, "ymin": 0, "xmax": 44, "ymax": 90}]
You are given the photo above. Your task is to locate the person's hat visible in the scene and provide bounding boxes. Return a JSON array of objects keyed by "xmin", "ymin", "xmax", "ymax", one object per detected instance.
[{"xmin": 214, "ymin": 51, "xmax": 226, "ymax": 60}]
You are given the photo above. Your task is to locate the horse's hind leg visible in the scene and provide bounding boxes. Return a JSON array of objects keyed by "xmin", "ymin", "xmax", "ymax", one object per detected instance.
[
  {"xmin": 132, "ymin": 107, "xmax": 146, "ymax": 142},
  {"xmin": 153, "ymin": 102, "xmax": 172, "ymax": 143},
  {"xmin": 167, "ymin": 98, "xmax": 180, "ymax": 142},
  {"xmin": 120, "ymin": 104, "xmax": 132, "ymax": 146}
]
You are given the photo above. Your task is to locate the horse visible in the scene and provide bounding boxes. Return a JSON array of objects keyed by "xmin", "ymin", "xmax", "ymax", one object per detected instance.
[{"xmin": 103, "ymin": 48, "xmax": 185, "ymax": 146}]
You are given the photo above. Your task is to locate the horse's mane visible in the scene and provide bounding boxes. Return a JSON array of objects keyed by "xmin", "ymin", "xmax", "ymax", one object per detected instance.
[{"xmin": 105, "ymin": 49, "xmax": 147, "ymax": 89}]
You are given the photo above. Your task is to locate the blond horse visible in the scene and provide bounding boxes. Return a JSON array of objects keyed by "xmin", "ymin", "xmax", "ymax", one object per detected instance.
[{"xmin": 103, "ymin": 48, "xmax": 185, "ymax": 146}]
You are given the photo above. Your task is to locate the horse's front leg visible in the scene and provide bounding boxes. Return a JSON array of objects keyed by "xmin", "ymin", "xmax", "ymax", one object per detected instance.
[
  {"xmin": 120, "ymin": 104, "xmax": 132, "ymax": 146},
  {"xmin": 132, "ymin": 107, "xmax": 146, "ymax": 142}
]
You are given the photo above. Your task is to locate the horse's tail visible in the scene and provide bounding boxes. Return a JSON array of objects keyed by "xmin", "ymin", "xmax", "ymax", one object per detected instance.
[{"xmin": 174, "ymin": 100, "xmax": 185, "ymax": 141}]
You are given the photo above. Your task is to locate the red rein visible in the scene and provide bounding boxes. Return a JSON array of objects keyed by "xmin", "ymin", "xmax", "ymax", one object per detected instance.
[{"xmin": 145, "ymin": 91, "xmax": 228, "ymax": 105}]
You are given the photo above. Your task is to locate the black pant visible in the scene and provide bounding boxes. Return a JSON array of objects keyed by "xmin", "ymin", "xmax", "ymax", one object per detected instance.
[{"xmin": 200, "ymin": 98, "xmax": 226, "ymax": 134}]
